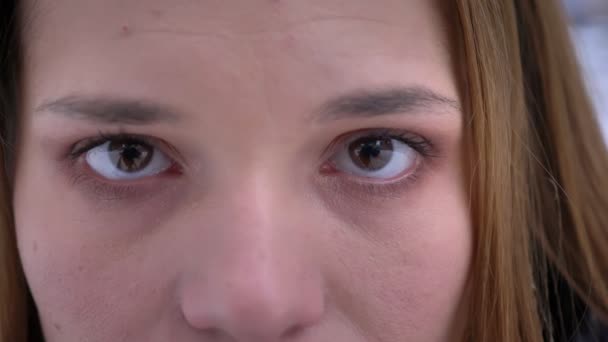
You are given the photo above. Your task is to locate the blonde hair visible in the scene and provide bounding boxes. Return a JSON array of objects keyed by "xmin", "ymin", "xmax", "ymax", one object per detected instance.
[{"xmin": 0, "ymin": 0, "xmax": 607, "ymax": 341}]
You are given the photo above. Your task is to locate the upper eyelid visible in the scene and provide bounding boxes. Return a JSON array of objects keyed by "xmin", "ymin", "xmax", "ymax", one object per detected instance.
[
  {"xmin": 69, "ymin": 133, "xmax": 150, "ymax": 157},
  {"xmin": 333, "ymin": 128, "xmax": 424, "ymax": 142},
  {"xmin": 324, "ymin": 128, "xmax": 434, "ymax": 157},
  {"xmin": 69, "ymin": 133, "xmax": 187, "ymax": 167}
]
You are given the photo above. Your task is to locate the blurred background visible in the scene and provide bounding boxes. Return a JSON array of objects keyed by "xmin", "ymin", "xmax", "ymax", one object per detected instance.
[{"xmin": 563, "ymin": 0, "xmax": 608, "ymax": 141}]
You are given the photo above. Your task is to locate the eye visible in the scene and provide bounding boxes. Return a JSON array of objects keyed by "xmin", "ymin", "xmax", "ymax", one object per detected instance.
[
  {"xmin": 328, "ymin": 133, "xmax": 419, "ymax": 180},
  {"xmin": 84, "ymin": 138, "xmax": 173, "ymax": 180}
]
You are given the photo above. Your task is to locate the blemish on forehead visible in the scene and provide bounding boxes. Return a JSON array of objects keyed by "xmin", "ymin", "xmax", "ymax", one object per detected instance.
[
  {"xmin": 121, "ymin": 24, "xmax": 132, "ymax": 37},
  {"xmin": 149, "ymin": 9, "xmax": 164, "ymax": 19}
]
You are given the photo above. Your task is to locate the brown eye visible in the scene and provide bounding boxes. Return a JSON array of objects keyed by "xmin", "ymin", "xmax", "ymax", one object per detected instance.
[
  {"xmin": 108, "ymin": 140, "xmax": 154, "ymax": 173},
  {"xmin": 330, "ymin": 135, "xmax": 417, "ymax": 179},
  {"xmin": 85, "ymin": 139, "xmax": 172, "ymax": 180},
  {"xmin": 348, "ymin": 136, "xmax": 394, "ymax": 171}
]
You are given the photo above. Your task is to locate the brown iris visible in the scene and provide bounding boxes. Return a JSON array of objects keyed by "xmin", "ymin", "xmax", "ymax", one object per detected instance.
[
  {"xmin": 348, "ymin": 136, "xmax": 394, "ymax": 171},
  {"xmin": 108, "ymin": 140, "xmax": 154, "ymax": 173}
]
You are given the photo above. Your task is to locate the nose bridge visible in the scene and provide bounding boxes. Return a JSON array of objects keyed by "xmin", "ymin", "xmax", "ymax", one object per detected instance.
[
  {"xmin": 217, "ymin": 169, "xmax": 296, "ymax": 270},
  {"xmin": 180, "ymin": 171, "xmax": 325, "ymax": 340}
]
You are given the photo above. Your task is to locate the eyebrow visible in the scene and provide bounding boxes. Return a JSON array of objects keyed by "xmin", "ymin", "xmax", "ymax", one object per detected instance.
[
  {"xmin": 36, "ymin": 95, "xmax": 180, "ymax": 125},
  {"xmin": 37, "ymin": 86, "xmax": 458, "ymax": 125},
  {"xmin": 316, "ymin": 86, "xmax": 460, "ymax": 122}
]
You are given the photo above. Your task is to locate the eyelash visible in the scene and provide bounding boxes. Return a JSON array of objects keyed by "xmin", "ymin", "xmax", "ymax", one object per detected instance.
[
  {"xmin": 329, "ymin": 128, "xmax": 435, "ymax": 157},
  {"xmin": 66, "ymin": 128, "xmax": 437, "ymax": 200},
  {"xmin": 69, "ymin": 131, "xmax": 163, "ymax": 160}
]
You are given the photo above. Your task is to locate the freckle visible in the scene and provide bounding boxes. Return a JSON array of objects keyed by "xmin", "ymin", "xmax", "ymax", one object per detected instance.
[
  {"xmin": 32, "ymin": 241, "xmax": 37, "ymax": 252},
  {"xmin": 53, "ymin": 323, "xmax": 62, "ymax": 331},
  {"xmin": 77, "ymin": 265, "xmax": 84, "ymax": 272},
  {"xmin": 121, "ymin": 25, "xmax": 131, "ymax": 36}
]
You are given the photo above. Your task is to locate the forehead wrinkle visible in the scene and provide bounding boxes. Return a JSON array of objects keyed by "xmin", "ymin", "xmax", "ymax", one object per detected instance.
[
  {"xmin": 117, "ymin": 17, "xmax": 397, "ymax": 43},
  {"xmin": 112, "ymin": 0, "xmax": 415, "ymax": 41},
  {"xmin": 115, "ymin": 26, "xmax": 237, "ymax": 41}
]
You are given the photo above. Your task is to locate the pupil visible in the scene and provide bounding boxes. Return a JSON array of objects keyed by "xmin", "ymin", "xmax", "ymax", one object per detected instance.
[
  {"xmin": 122, "ymin": 146, "xmax": 141, "ymax": 160},
  {"xmin": 108, "ymin": 140, "xmax": 154, "ymax": 172},
  {"xmin": 360, "ymin": 144, "xmax": 382, "ymax": 158}
]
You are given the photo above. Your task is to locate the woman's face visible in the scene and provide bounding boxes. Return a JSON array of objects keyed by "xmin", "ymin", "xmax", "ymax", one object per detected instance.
[{"xmin": 14, "ymin": 0, "xmax": 471, "ymax": 341}]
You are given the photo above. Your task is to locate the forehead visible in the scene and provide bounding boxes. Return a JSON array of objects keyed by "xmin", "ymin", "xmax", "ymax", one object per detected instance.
[
  {"xmin": 24, "ymin": 0, "xmax": 447, "ymax": 33},
  {"xmin": 23, "ymin": 0, "xmax": 450, "ymax": 66},
  {"xmin": 22, "ymin": 0, "xmax": 455, "ymax": 124}
]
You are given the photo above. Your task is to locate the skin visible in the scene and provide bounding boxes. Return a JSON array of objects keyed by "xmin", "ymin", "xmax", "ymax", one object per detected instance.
[{"xmin": 14, "ymin": 0, "xmax": 471, "ymax": 341}]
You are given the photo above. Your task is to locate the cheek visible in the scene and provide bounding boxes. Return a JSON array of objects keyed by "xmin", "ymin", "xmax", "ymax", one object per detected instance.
[
  {"xmin": 13, "ymin": 163, "xmax": 174, "ymax": 340},
  {"xmin": 326, "ymin": 160, "xmax": 471, "ymax": 340},
  {"xmin": 15, "ymin": 214, "xmax": 177, "ymax": 340}
]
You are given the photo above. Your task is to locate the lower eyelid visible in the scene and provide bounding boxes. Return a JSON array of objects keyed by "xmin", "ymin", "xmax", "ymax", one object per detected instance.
[
  {"xmin": 318, "ymin": 154, "xmax": 426, "ymax": 199},
  {"xmin": 317, "ymin": 168, "xmax": 422, "ymax": 200},
  {"xmin": 66, "ymin": 158, "xmax": 178, "ymax": 202},
  {"xmin": 68, "ymin": 171, "xmax": 143, "ymax": 201}
]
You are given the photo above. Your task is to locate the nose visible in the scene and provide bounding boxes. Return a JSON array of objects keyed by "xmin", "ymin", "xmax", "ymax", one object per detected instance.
[
  {"xmin": 183, "ymin": 271, "xmax": 325, "ymax": 341},
  {"xmin": 179, "ymin": 183, "xmax": 326, "ymax": 341}
]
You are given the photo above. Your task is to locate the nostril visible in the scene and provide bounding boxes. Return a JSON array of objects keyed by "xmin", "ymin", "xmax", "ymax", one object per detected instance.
[
  {"xmin": 201, "ymin": 327, "xmax": 224, "ymax": 339},
  {"xmin": 179, "ymin": 250, "xmax": 326, "ymax": 340},
  {"xmin": 282, "ymin": 324, "xmax": 305, "ymax": 338}
]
